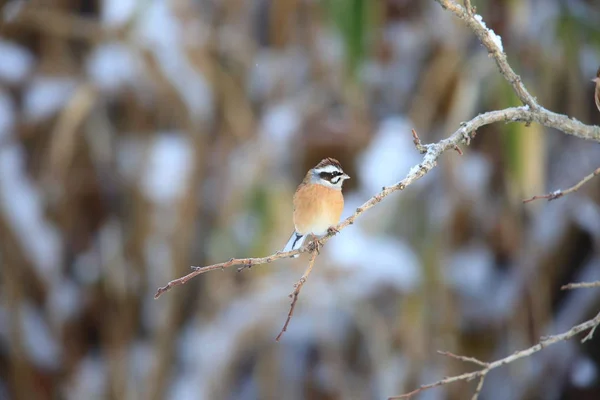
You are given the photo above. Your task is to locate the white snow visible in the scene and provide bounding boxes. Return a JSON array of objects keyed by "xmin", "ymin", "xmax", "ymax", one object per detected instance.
[
  {"xmin": 23, "ymin": 76, "xmax": 77, "ymax": 121},
  {"xmin": 357, "ymin": 116, "xmax": 422, "ymax": 195},
  {"xmin": 329, "ymin": 227, "xmax": 422, "ymax": 295},
  {"xmin": 141, "ymin": 133, "xmax": 194, "ymax": 205},
  {"xmin": 132, "ymin": 0, "xmax": 212, "ymax": 121},
  {"xmin": 65, "ymin": 354, "xmax": 107, "ymax": 400},
  {"xmin": 127, "ymin": 341, "xmax": 155, "ymax": 397},
  {"xmin": 260, "ymin": 102, "xmax": 301, "ymax": 145},
  {"xmin": 133, "ymin": 0, "xmax": 180, "ymax": 49},
  {"xmin": 571, "ymin": 198, "xmax": 600, "ymax": 238},
  {"xmin": 0, "ymin": 145, "xmax": 62, "ymax": 280},
  {"xmin": 86, "ymin": 42, "xmax": 142, "ymax": 94},
  {"xmin": 445, "ymin": 243, "xmax": 494, "ymax": 297},
  {"xmin": 152, "ymin": 48, "xmax": 213, "ymax": 121},
  {"xmin": 0, "ymin": 39, "xmax": 34, "ymax": 84},
  {"xmin": 571, "ymin": 356, "xmax": 597, "ymax": 388},
  {"xmin": 100, "ymin": 0, "xmax": 137, "ymax": 27},
  {"xmin": 72, "ymin": 248, "xmax": 101, "ymax": 284},
  {"xmin": 454, "ymin": 153, "xmax": 492, "ymax": 198},
  {"xmin": 315, "ymin": 27, "xmax": 344, "ymax": 68},
  {"xmin": 20, "ymin": 302, "xmax": 61, "ymax": 370},
  {"xmin": 47, "ymin": 278, "xmax": 82, "ymax": 325},
  {"xmin": 474, "ymin": 14, "xmax": 504, "ymax": 52}
]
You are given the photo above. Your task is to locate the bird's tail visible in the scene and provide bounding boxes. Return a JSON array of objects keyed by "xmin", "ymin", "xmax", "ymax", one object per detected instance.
[{"xmin": 282, "ymin": 231, "xmax": 306, "ymax": 258}]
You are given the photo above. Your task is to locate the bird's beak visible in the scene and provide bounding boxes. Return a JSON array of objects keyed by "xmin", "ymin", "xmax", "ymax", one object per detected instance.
[
  {"xmin": 342, "ymin": 173, "xmax": 350, "ymax": 180},
  {"xmin": 592, "ymin": 78, "xmax": 599, "ymax": 83}
]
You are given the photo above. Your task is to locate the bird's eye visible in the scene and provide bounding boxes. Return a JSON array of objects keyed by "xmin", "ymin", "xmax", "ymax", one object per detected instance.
[{"xmin": 320, "ymin": 172, "xmax": 334, "ymax": 181}]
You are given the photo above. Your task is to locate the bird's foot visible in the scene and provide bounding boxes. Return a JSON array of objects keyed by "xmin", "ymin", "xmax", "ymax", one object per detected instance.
[
  {"xmin": 307, "ymin": 239, "xmax": 321, "ymax": 255},
  {"xmin": 327, "ymin": 226, "xmax": 339, "ymax": 236}
]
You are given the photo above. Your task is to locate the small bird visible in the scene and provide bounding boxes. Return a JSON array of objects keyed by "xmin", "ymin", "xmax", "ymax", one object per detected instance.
[
  {"xmin": 282, "ymin": 157, "xmax": 350, "ymax": 257},
  {"xmin": 593, "ymin": 66, "xmax": 600, "ymax": 113}
]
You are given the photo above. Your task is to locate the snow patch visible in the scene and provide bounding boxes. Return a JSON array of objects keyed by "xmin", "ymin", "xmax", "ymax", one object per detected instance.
[
  {"xmin": 20, "ymin": 302, "xmax": 61, "ymax": 370},
  {"xmin": 0, "ymin": 39, "xmax": 34, "ymax": 84},
  {"xmin": 86, "ymin": 42, "xmax": 142, "ymax": 94},
  {"xmin": 141, "ymin": 133, "xmax": 194, "ymax": 205},
  {"xmin": 571, "ymin": 356, "xmax": 597, "ymax": 388},
  {"xmin": 474, "ymin": 14, "xmax": 504, "ymax": 52},
  {"xmin": 358, "ymin": 116, "xmax": 422, "ymax": 195},
  {"xmin": 100, "ymin": 0, "xmax": 137, "ymax": 27},
  {"xmin": 23, "ymin": 76, "xmax": 77, "ymax": 121},
  {"xmin": 0, "ymin": 145, "xmax": 61, "ymax": 280},
  {"xmin": 260, "ymin": 102, "xmax": 301, "ymax": 145},
  {"xmin": 65, "ymin": 354, "xmax": 107, "ymax": 400},
  {"xmin": 329, "ymin": 227, "xmax": 422, "ymax": 295}
]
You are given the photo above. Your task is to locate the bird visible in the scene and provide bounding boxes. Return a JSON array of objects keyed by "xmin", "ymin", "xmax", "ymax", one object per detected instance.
[
  {"xmin": 282, "ymin": 157, "xmax": 350, "ymax": 257},
  {"xmin": 593, "ymin": 66, "xmax": 600, "ymax": 113}
]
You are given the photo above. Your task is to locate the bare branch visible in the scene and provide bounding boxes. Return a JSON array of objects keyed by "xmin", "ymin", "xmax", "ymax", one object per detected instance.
[
  {"xmin": 436, "ymin": 0, "xmax": 538, "ymax": 110},
  {"xmin": 437, "ymin": 350, "xmax": 489, "ymax": 368},
  {"xmin": 411, "ymin": 129, "xmax": 426, "ymax": 154},
  {"xmin": 581, "ymin": 312, "xmax": 600, "ymax": 343},
  {"xmin": 154, "ymin": 249, "xmax": 303, "ymax": 298},
  {"xmin": 275, "ymin": 251, "xmax": 318, "ymax": 341},
  {"xmin": 389, "ymin": 311, "xmax": 600, "ymax": 399},
  {"xmin": 523, "ymin": 167, "xmax": 600, "ymax": 203},
  {"xmin": 471, "ymin": 371, "xmax": 487, "ymax": 400},
  {"xmin": 561, "ymin": 281, "xmax": 600, "ymax": 290},
  {"xmin": 156, "ymin": 105, "xmax": 600, "ymax": 300}
]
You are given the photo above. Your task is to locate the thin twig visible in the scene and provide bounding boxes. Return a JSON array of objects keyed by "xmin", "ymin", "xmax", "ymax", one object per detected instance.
[
  {"xmin": 275, "ymin": 250, "xmax": 318, "ymax": 341},
  {"xmin": 523, "ymin": 167, "xmax": 600, "ymax": 203},
  {"xmin": 581, "ymin": 311, "xmax": 600, "ymax": 343},
  {"xmin": 561, "ymin": 281, "xmax": 600, "ymax": 290},
  {"xmin": 437, "ymin": 350, "xmax": 489, "ymax": 368},
  {"xmin": 154, "ymin": 249, "xmax": 302, "ymax": 299},
  {"xmin": 389, "ymin": 311, "xmax": 600, "ymax": 399},
  {"xmin": 471, "ymin": 371, "xmax": 487, "ymax": 400},
  {"xmin": 560, "ymin": 283, "xmax": 600, "ymax": 343},
  {"xmin": 412, "ymin": 129, "xmax": 427, "ymax": 153},
  {"xmin": 463, "ymin": 0, "xmax": 475, "ymax": 15}
]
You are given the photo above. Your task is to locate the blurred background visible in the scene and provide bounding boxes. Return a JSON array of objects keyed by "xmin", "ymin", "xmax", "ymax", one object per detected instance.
[{"xmin": 1, "ymin": 0, "xmax": 600, "ymax": 399}]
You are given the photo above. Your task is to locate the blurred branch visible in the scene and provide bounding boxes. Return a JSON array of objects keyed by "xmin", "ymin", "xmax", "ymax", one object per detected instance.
[
  {"xmin": 3, "ymin": 3, "xmax": 108, "ymax": 41},
  {"xmin": 562, "ymin": 281, "xmax": 600, "ymax": 290},
  {"xmin": 523, "ymin": 166, "xmax": 600, "ymax": 203},
  {"xmin": 275, "ymin": 251, "xmax": 318, "ymax": 342},
  {"xmin": 389, "ymin": 309, "xmax": 600, "ymax": 399}
]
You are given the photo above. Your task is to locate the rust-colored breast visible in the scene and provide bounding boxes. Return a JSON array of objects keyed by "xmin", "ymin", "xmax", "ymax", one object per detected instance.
[{"xmin": 292, "ymin": 183, "xmax": 344, "ymax": 235}]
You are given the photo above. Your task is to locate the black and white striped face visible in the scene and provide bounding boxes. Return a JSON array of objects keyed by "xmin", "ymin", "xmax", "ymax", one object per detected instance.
[{"xmin": 311, "ymin": 163, "xmax": 350, "ymax": 189}]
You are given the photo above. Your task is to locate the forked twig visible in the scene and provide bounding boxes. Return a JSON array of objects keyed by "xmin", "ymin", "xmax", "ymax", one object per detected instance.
[
  {"xmin": 523, "ymin": 167, "xmax": 600, "ymax": 204},
  {"xmin": 389, "ymin": 311, "xmax": 600, "ymax": 399}
]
